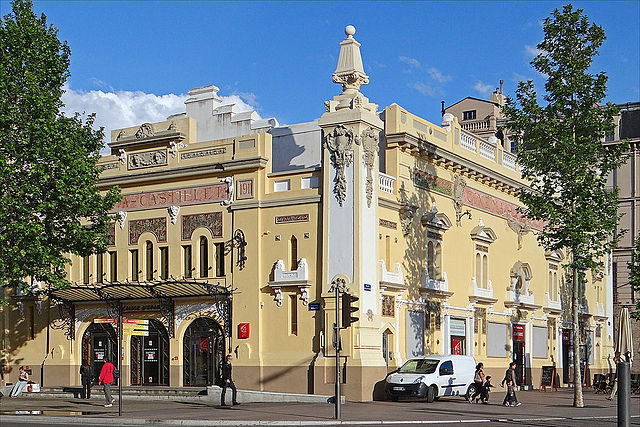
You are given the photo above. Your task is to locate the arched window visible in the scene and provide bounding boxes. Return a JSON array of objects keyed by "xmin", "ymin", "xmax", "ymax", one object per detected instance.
[
  {"xmin": 475, "ymin": 253, "xmax": 482, "ymax": 288},
  {"xmin": 435, "ymin": 243, "xmax": 442, "ymax": 281},
  {"xmin": 146, "ymin": 241, "xmax": 154, "ymax": 281},
  {"xmin": 200, "ymin": 236, "xmax": 209, "ymax": 278},
  {"xmin": 482, "ymin": 255, "xmax": 488, "ymax": 289},
  {"xmin": 427, "ymin": 241, "xmax": 435, "ymax": 279},
  {"xmin": 290, "ymin": 236, "xmax": 298, "ymax": 270},
  {"xmin": 548, "ymin": 271, "xmax": 553, "ymax": 296}
]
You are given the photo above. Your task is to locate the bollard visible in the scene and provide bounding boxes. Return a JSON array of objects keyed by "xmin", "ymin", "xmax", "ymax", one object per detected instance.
[{"xmin": 617, "ymin": 361, "xmax": 630, "ymax": 427}]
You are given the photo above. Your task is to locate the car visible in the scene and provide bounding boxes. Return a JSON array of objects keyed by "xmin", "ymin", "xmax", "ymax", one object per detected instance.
[{"xmin": 384, "ymin": 355, "xmax": 477, "ymax": 403}]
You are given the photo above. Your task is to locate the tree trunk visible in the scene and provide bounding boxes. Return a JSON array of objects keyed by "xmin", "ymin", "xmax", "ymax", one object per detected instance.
[{"xmin": 572, "ymin": 266, "xmax": 584, "ymax": 407}]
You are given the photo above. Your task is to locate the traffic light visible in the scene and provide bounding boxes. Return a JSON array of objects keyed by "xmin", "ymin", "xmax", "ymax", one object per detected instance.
[{"xmin": 341, "ymin": 292, "xmax": 359, "ymax": 328}]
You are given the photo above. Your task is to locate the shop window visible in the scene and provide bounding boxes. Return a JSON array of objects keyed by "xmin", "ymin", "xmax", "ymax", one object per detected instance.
[
  {"xmin": 160, "ymin": 247, "xmax": 169, "ymax": 280},
  {"xmin": 199, "ymin": 236, "xmax": 209, "ymax": 278},
  {"xmin": 96, "ymin": 253, "xmax": 104, "ymax": 283},
  {"xmin": 131, "ymin": 249, "xmax": 139, "ymax": 281},
  {"xmin": 109, "ymin": 251, "xmax": 117, "ymax": 282},
  {"xmin": 145, "ymin": 241, "xmax": 154, "ymax": 281},
  {"xmin": 83, "ymin": 255, "xmax": 90, "ymax": 284},
  {"xmin": 532, "ymin": 326, "xmax": 548, "ymax": 358},
  {"xmin": 450, "ymin": 318, "xmax": 467, "ymax": 355},
  {"xmin": 487, "ymin": 322, "xmax": 508, "ymax": 357},
  {"xmin": 290, "ymin": 236, "xmax": 298, "ymax": 270},
  {"xmin": 215, "ymin": 243, "xmax": 225, "ymax": 277},
  {"xmin": 289, "ymin": 295, "xmax": 298, "ymax": 335},
  {"xmin": 183, "ymin": 245, "xmax": 192, "ymax": 278}
]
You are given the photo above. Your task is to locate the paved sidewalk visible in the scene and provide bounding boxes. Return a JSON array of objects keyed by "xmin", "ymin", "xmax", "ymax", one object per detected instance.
[{"xmin": 0, "ymin": 388, "xmax": 638, "ymax": 426}]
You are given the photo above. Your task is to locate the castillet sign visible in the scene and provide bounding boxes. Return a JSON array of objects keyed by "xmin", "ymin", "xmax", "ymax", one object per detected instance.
[{"xmin": 113, "ymin": 183, "xmax": 229, "ymax": 211}]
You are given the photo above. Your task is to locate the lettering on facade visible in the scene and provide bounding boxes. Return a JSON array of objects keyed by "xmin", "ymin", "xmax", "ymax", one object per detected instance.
[
  {"xmin": 463, "ymin": 186, "xmax": 546, "ymax": 230},
  {"xmin": 113, "ymin": 183, "xmax": 229, "ymax": 211},
  {"xmin": 128, "ymin": 149, "xmax": 167, "ymax": 170},
  {"xmin": 382, "ymin": 295, "xmax": 395, "ymax": 317},
  {"xmin": 275, "ymin": 214, "xmax": 309, "ymax": 224},
  {"xmin": 102, "ymin": 162, "xmax": 119, "ymax": 170},
  {"xmin": 475, "ymin": 244, "xmax": 489, "ymax": 253},
  {"xmin": 180, "ymin": 147, "xmax": 226, "ymax": 160},
  {"xmin": 236, "ymin": 179, "xmax": 254, "ymax": 200},
  {"xmin": 412, "ymin": 168, "xmax": 453, "ymax": 196},
  {"xmin": 129, "ymin": 217, "xmax": 167, "ymax": 245},
  {"xmin": 181, "ymin": 212, "xmax": 223, "ymax": 241},
  {"xmin": 379, "ymin": 219, "xmax": 397, "ymax": 229},
  {"xmin": 123, "ymin": 304, "xmax": 161, "ymax": 313}
]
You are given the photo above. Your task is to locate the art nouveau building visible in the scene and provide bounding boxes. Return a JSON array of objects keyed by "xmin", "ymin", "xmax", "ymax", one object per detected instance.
[{"xmin": 0, "ymin": 26, "xmax": 615, "ymax": 400}]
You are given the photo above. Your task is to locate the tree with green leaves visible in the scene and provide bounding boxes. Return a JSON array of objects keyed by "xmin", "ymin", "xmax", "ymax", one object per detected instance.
[
  {"xmin": 0, "ymin": 0, "xmax": 120, "ymax": 302},
  {"xmin": 627, "ymin": 239, "xmax": 640, "ymax": 320},
  {"xmin": 504, "ymin": 4, "xmax": 628, "ymax": 408}
]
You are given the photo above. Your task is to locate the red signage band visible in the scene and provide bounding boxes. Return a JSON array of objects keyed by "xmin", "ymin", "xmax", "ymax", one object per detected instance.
[{"xmin": 113, "ymin": 183, "xmax": 229, "ymax": 211}]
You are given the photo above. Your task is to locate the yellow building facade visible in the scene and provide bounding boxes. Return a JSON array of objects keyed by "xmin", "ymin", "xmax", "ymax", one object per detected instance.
[{"xmin": 0, "ymin": 27, "xmax": 614, "ymax": 401}]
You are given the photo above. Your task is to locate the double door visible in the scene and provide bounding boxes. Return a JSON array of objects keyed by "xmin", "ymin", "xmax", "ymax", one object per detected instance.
[{"xmin": 130, "ymin": 322, "xmax": 169, "ymax": 386}]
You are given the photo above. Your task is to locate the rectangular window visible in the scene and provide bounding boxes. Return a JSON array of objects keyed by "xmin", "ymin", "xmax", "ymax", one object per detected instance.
[
  {"xmin": 83, "ymin": 255, "xmax": 90, "ymax": 284},
  {"xmin": 301, "ymin": 176, "xmax": 319, "ymax": 189},
  {"xmin": 289, "ymin": 295, "xmax": 298, "ymax": 335},
  {"xmin": 96, "ymin": 253, "xmax": 104, "ymax": 283},
  {"xmin": 183, "ymin": 245, "xmax": 192, "ymax": 278},
  {"xmin": 215, "ymin": 243, "xmax": 225, "ymax": 277},
  {"xmin": 532, "ymin": 326, "xmax": 548, "ymax": 358},
  {"xmin": 487, "ymin": 322, "xmax": 508, "ymax": 357},
  {"xmin": 131, "ymin": 249, "xmax": 139, "ymax": 281},
  {"xmin": 462, "ymin": 110, "xmax": 476, "ymax": 120},
  {"xmin": 109, "ymin": 251, "xmax": 117, "ymax": 282},
  {"xmin": 274, "ymin": 180, "xmax": 290, "ymax": 192},
  {"xmin": 160, "ymin": 247, "xmax": 169, "ymax": 280}
]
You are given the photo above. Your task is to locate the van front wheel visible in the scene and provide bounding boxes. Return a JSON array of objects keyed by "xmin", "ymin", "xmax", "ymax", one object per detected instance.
[{"xmin": 426, "ymin": 385, "xmax": 437, "ymax": 403}]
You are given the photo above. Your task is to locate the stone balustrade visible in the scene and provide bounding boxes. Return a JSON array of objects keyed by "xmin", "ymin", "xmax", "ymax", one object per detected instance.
[{"xmin": 378, "ymin": 172, "xmax": 396, "ymax": 195}]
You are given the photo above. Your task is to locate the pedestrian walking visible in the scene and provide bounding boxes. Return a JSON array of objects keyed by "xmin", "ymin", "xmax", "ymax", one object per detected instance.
[
  {"xmin": 469, "ymin": 362, "xmax": 486, "ymax": 403},
  {"xmin": 501, "ymin": 362, "xmax": 521, "ymax": 407},
  {"xmin": 80, "ymin": 362, "xmax": 92, "ymax": 399},
  {"xmin": 9, "ymin": 366, "xmax": 29, "ymax": 398},
  {"xmin": 483, "ymin": 375, "xmax": 495, "ymax": 402},
  {"xmin": 220, "ymin": 354, "xmax": 239, "ymax": 406},
  {"xmin": 98, "ymin": 358, "xmax": 116, "ymax": 407}
]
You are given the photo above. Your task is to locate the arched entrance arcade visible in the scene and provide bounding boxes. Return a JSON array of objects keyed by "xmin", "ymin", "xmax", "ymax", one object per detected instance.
[
  {"xmin": 130, "ymin": 319, "xmax": 169, "ymax": 386},
  {"xmin": 183, "ymin": 318, "xmax": 225, "ymax": 387},
  {"xmin": 82, "ymin": 323, "xmax": 117, "ymax": 384}
]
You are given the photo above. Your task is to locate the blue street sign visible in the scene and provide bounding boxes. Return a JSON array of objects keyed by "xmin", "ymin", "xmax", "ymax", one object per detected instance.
[
  {"xmin": 364, "ymin": 283, "xmax": 371, "ymax": 291},
  {"xmin": 308, "ymin": 302, "xmax": 320, "ymax": 311}
]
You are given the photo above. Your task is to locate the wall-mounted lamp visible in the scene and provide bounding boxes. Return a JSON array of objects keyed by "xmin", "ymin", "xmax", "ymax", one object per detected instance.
[{"xmin": 456, "ymin": 210, "xmax": 472, "ymax": 224}]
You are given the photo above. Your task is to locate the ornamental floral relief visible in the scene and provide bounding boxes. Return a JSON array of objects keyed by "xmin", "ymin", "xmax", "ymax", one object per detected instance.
[
  {"xmin": 356, "ymin": 127, "xmax": 379, "ymax": 208},
  {"xmin": 129, "ymin": 217, "xmax": 167, "ymax": 245},
  {"xmin": 181, "ymin": 212, "xmax": 223, "ymax": 240},
  {"xmin": 324, "ymin": 125, "xmax": 355, "ymax": 207},
  {"xmin": 128, "ymin": 150, "xmax": 167, "ymax": 170},
  {"xmin": 453, "ymin": 174, "xmax": 467, "ymax": 225}
]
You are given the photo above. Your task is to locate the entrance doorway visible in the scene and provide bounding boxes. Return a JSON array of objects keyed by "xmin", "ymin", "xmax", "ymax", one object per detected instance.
[
  {"xmin": 512, "ymin": 324, "xmax": 526, "ymax": 385},
  {"xmin": 129, "ymin": 319, "xmax": 169, "ymax": 386},
  {"xmin": 183, "ymin": 318, "xmax": 225, "ymax": 386},
  {"xmin": 382, "ymin": 329, "xmax": 393, "ymax": 369},
  {"xmin": 562, "ymin": 329, "xmax": 572, "ymax": 384},
  {"xmin": 82, "ymin": 323, "xmax": 117, "ymax": 384}
]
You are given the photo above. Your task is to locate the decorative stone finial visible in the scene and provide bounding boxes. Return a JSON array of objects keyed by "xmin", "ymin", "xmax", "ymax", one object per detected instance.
[
  {"xmin": 345, "ymin": 25, "xmax": 356, "ymax": 37},
  {"xmin": 332, "ymin": 26, "xmax": 369, "ymax": 93}
]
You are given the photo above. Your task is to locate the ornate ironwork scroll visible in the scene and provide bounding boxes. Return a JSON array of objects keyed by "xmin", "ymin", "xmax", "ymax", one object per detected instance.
[{"xmin": 51, "ymin": 301, "xmax": 76, "ymax": 340}]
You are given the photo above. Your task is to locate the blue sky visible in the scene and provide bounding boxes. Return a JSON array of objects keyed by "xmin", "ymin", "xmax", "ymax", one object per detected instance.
[{"xmin": 2, "ymin": 0, "xmax": 638, "ymax": 141}]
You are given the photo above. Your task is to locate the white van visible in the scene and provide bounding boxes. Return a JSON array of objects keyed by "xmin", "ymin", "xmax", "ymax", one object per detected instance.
[{"xmin": 384, "ymin": 355, "xmax": 477, "ymax": 402}]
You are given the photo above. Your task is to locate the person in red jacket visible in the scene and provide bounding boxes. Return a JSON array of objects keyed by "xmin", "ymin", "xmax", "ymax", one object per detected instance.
[{"xmin": 98, "ymin": 358, "xmax": 116, "ymax": 407}]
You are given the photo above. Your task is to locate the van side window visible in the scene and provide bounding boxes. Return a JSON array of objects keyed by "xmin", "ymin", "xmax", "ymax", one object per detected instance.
[{"xmin": 439, "ymin": 360, "xmax": 454, "ymax": 376}]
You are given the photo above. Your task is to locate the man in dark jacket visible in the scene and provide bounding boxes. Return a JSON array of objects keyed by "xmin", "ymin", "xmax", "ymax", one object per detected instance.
[
  {"xmin": 501, "ymin": 362, "xmax": 521, "ymax": 407},
  {"xmin": 79, "ymin": 362, "xmax": 92, "ymax": 399},
  {"xmin": 221, "ymin": 354, "xmax": 239, "ymax": 406}
]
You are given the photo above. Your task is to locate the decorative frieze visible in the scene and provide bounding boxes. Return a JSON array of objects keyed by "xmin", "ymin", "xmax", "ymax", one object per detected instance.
[
  {"xmin": 413, "ymin": 168, "xmax": 453, "ymax": 196},
  {"xmin": 128, "ymin": 149, "xmax": 167, "ymax": 170},
  {"xmin": 181, "ymin": 212, "xmax": 223, "ymax": 241},
  {"xmin": 180, "ymin": 147, "xmax": 226, "ymax": 160},
  {"xmin": 102, "ymin": 162, "xmax": 119, "ymax": 170},
  {"xmin": 357, "ymin": 127, "xmax": 379, "ymax": 208},
  {"xmin": 382, "ymin": 295, "xmax": 395, "ymax": 317},
  {"xmin": 129, "ymin": 217, "xmax": 167, "ymax": 245},
  {"xmin": 379, "ymin": 219, "xmax": 397, "ymax": 229}
]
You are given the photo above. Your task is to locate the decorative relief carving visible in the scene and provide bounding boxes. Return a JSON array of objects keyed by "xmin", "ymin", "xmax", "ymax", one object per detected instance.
[
  {"xmin": 379, "ymin": 219, "xmax": 397, "ymax": 229},
  {"xmin": 181, "ymin": 212, "xmax": 223, "ymax": 241},
  {"xmin": 453, "ymin": 174, "xmax": 467, "ymax": 226},
  {"xmin": 180, "ymin": 147, "xmax": 225, "ymax": 160},
  {"xmin": 356, "ymin": 127, "xmax": 379, "ymax": 208},
  {"xmin": 116, "ymin": 130, "xmax": 126, "ymax": 141},
  {"xmin": 118, "ymin": 149, "xmax": 126, "ymax": 164},
  {"xmin": 135, "ymin": 123, "xmax": 154, "ymax": 139},
  {"xmin": 399, "ymin": 204, "xmax": 418, "ymax": 236},
  {"xmin": 413, "ymin": 169, "xmax": 453, "ymax": 196},
  {"xmin": 507, "ymin": 218, "xmax": 531, "ymax": 250},
  {"xmin": 168, "ymin": 205, "xmax": 180, "ymax": 225},
  {"xmin": 128, "ymin": 149, "xmax": 167, "ymax": 170},
  {"xmin": 221, "ymin": 177, "xmax": 234, "ymax": 205},
  {"xmin": 117, "ymin": 211, "xmax": 127, "ymax": 229},
  {"xmin": 167, "ymin": 122, "xmax": 177, "ymax": 131},
  {"xmin": 129, "ymin": 217, "xmax": 167, "ymax": 245},
  {"xmin": 382, "ymin": 295, "xmax": 395, "ymax": 317},
  {"xmin": 275, "ymin": 214, "xmax": 309, "ymax": 224},
  {"xmin": 324, "ymin": 125, "xmax": 355, "ymax": 207}
]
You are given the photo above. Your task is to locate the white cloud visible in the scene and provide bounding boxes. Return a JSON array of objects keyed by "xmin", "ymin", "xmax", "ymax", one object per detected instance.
[
  {"xmin": 427, "ymin": 67, "xmax": 452, "ymax": 83},
  {"xmin": 60, "ymin": 84, "xmax": 257, "ymax": 152},
  {"xmin": 524, "ymin": 45, "xmax": 542, "ymax": 57},
  {"xmin": 410, "ymin": 82, "xmax": 441, "ymax": 97},
  {"xmin": 473, "ymin": 81, "xmax": 493, "ymax": 95},
  {"xmin": 399, "ymin": 56, "xmax": 421, "ymax": 68}
]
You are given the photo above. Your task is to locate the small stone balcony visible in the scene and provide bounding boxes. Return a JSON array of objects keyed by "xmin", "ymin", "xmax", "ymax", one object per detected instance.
[
  {"xmin": 379, "ymin": 260, "xmax": 406, "ymax": 292},
  {"xmin": 420, "ymin": 269, "xmax": 452, "ymax": 298},
  {"xmin": 468, "ymin": 278, "xmax": 497, "ymax": 304},
  {"xmin": 267, "ymin": 258, "xmax": 311, "ymax": 306},
  {"xmin": 505, "ymin": 288, "xmax": 539, "ymax": 310},
  {"xmin": 544, "ymin": 293, "xmax": 562, "ymax": 314},
  {"xmin": 595, "ymin": 302, "xmax": 606, "ymax": 319}
]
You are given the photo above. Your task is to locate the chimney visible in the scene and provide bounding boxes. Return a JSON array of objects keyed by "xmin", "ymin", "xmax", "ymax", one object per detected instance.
[
  {"xmin": 441, "ymin": 100, "xmax": 445, "ymax": 117},
  {"xmin": 500, "ymin": 80, "xmax": 503, "ymax": 94}
]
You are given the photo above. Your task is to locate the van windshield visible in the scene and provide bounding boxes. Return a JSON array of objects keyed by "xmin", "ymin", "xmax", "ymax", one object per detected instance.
[{"xmin": 398, "ymin": 359, "xmax": 439, "ymax": 374}]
